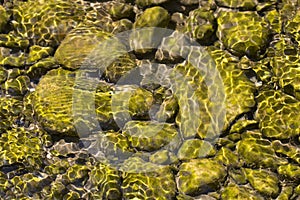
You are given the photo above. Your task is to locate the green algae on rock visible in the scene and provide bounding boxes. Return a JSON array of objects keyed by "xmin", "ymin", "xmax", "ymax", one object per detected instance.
[
  {"xmin": 237, "ymin": 136, "xmax": 288, "ymax": 169},
  {"xmin": 32, "ymin": 68, "xmax": 114, "ymax": 136},
  {"xmin": 217, "ymin": 10, "xmax": 270, "ymax": 59},
  {"xmin": 0, "ymin": 127, "xmax": 50, "ymax": 169},
  {"xmin": 121, "ymin": 157, "xmax": 176, "ymax": 199},
  {"xmin": 180, "ymin": 8, "xmax": 216, "ymax": 44},
  {"xmin": 54, "ymin": 26, "xmax": 113, "ymax": 70},
  {"xmin": 215, "ymin": 0, "xmax": 257, "ymax": 9},
  {"xmin": 0, "ymin": 97, "xmax": 23, "ymax": 133},
  {"xmin": 177, "ymin": 139, "xmax": 216, "ymax": 160},
  {"xmin": 123, "ymin": 121, "xmax": 178, "ymax": 151},
  {"xmin": 244, "ymin": 168, "xmax": 280, "ymax": 197},
  {"xmin": 255, "ymin": 89, "xmax": 300, "ymax": 139},
  {"xmin": 176, "ymin": 158, "xmax": 226, "ymax": 196},
  {"xmin": 11, "ymin": 0, "xmax": 86, "ymax": 47},
  {"xmin": 0, "ymin": 5, "xmax": 9, "ymax": 33},
  {"xmin": 134, "ymin": 6, "xmax": 170, "ymax": 28},
  {"xmin": 221, "ymin": 184, "xmax": 264, "ymax": 200}
]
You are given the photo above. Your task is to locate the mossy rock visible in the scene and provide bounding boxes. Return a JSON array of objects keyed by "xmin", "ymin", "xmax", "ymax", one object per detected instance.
[
  {"xmin": 177, "ymin": 139, "xmax": 216, "ymax": 160},
  {"xmin": 244, "ymin": 168, "xmax": 280, "ymax": 197},
  {"xmin": 0, "ymin": 97, "xmax": 23, "ymax": 133},
  {"xmin": 123, "ymin": 121, "xmax": 178, "ymax": 151},
  {"xmin": 272, "ymin": 140, "xmax": 300, "ymax": 164},
  {"xmin": 11, "ymin": 0, "xmax": 86, "ymax": 47},
  {"xmin": 285, "ymin": 9, "xmax": 300, "ymax": 43},
  {"xmin": 26, "ymin": 57, "xmax": 59, "ymax": 81},
  {"xmin": 176, "ymin": 158, "xmax": 226, "ymax": 196},
  {"xmin": 0, "ymin": 127, "xmax": 50, "ymax": 169},
  {"xmin": 54, "ymin": 26, "xmax": 113, "ymax": 70},
  {"xmin": 136, "ymin": 0, "xmax": 169, "ymax": 7},
  {"xmin": 221, "ymin": 184, "xmax": 264, "ymax": 200},
  {"xmin": 134, "ymin": 6, "xmax": 170, "ymax": 28},
  {"xmin": 217, "ymin": 11, "xmax": 270, "ymax": 59},
  {"xmin": 278, "ymin": 164, "xmax": 300, "ymax": 181},
  {"xmin": 237, "ymin": 137, "xmax": 288, "ymax": 169},
  {"xmin": 2, "ymin": 75, "xmax": 30, "ymax": 96},
  {"xmin": 267, "ymin": 35, "xmax": 300, "ymax": 100},
  {"xmin": 255, "ymin": 89, "xmax": 300, "ymax": 139},
  {"xmin": 32, "ymin": 68, "xmax": 114, "ymax": 136},
  {"xmin": 0, "ymin": 5, "xmax": 9, "ymax": 33},
  {"xmin": 180, "ymin": 8, "xmax": 216, "ymax": 44},
  {"xmin": 26, "ymin": 45, "xmax": 53, "ymax": 64},
  {"xmin": 121, "ymin": 157, "xmax": 176, "ymax": 199},
  {"xmin": 215, "ymin": 0, "xmax": 257, "ymax": 9},
  {"xmin": 86, "ymin": 162, "xmax": 122, "ymax": 200},
  {"xmin": 174, "ymin": 49, "xmax": 255, "ymax": 138}
]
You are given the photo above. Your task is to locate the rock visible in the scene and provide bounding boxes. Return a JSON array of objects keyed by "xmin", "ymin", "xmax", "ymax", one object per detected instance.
[
  {"xmin": 123, "ymin": 121, "xmax": 178, "ymax": 151},
  {"xmin": 32, "ymin": 68, "xmax": 113, "ymax": 136},
  {"xmin": 121, "ymin": 157, "xmax": 176, "ymax": 199},
  {"xmin": 176, "ymin": 159, "xmax": 226, "ymax": 196},
  {"xmin": 255, "ymin": 89, "xmax": 300, "ymax": 139},
  {"xmin": 215, "ymin": 147, "xmax": 240, "ymax": 167},
  {"xmin": 244, "ymin": 168, "xmax": 280, "ymax": 197},
  {"xmin": 217, "ymin": 11, "xmax": 270, "ymax": 59},
  {"xmin": 221, "ymin": 184, "xmax": 264, "ymax": 200},
  {"xmin": 54, "ymin": 26, "xmax": 113, "ymax": 70},
  {"xmin": 237, "ymin": 137, "xmax": 288, "ymax": 169},
  {"xmin": 177, "ymin": 139, "xmax": 215, "ymax": 160},
  {"xmin": 2, "ymin": 75, "xmax": 30, "ymax": 96},
  {"xmin": 0, "ymin": 128, "xmax": 50, "ymax": 169},
  {"xmin": 0, "ymin": 97, "xmax": 23, "ymax": 133},
  {"xmin": 136, "ymin": 0, "xmax": 169, "ymax": 7},
  {"xmin": 26, "ymin": 45, "xmax": 53, "ymax": 64},
  {"xmin": 134, "ymin": 6, "xmax": 170, "ymax": 28},
  {"xmin": 0, "ymin": 6, "xmax": 8, "ymax": 33},
  {"xmin": 278, "ymin": 164, "xmax": 300, "ymax": 180},
  {"xmin": 215, "ymin": 0, "xmax": 257, "ymax": 9},
  {"xmin": 180, "ymin": 8, "xmax": 216, "ymax": 44},
  {"xmin": 267, "ymin": 35, "xmax": 300, "ymax": 100}
]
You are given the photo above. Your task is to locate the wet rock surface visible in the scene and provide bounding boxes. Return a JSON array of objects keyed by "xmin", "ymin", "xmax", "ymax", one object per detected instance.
[{"xmin": 0, "ymin": 0, "xmax": 300, "ymax": 199}]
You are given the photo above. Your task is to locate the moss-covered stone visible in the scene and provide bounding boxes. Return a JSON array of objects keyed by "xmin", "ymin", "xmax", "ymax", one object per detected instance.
[
  {"xmin": 0, "ymin": 97, "xmax": 23, "ymax": 133},
  {"xmin": 123, "ymin": 121, "xmax": 178, "ymax": 151},
  {"xmin": 237, "ymin": 137, "xmax": 288, "ymax": 169},
  {"xmin": 267, "ymin": 35, "xmax": 300, "ymax": 100},
  {"xmin": 121, "ymin": 157, "xmax": 176, "ymax": 199},
  {"xmin": 176, "ymin": 159, "xmax": 226, "ymax": 196},
  {"xmin": 215, "ymin": 0, "xmax": 257, "ymax": 9},
  {"xmin": 86, "ymin": 162, "xmax": 122, "ymax": 200},
  {"xmin": 134, "ymin": 6, "xmax": 170, "ymax": 28},
  {"xmin": 32, "ymin": 68, "xmax": 113, "ymax": 136},
  {"xmin": 11, "ymin": 0, "xmax": 86, "ymax": 47},
  {"xmin": 180, "ymin": 8, "xmax": 216, "ymax": 43},
  {"xmin": 177, "ymin": 139, "xmax": 215, "ymax": 160},
  {"xmin": 136, "ymin": 0, "xmax": 169, "ymax": 7},
  {"xmin": 0, "ymin": 5, "xmax": 9, "ymax": 33},
  {"xmin": 255, "ymin": 89, "xmax": 300, "ymax": 139},
  {"xmin": 221, "ymin": 184, "xmax": 264, "ymax": 200},
  {"xmin": 26, "ymin": 45, "xmax": 53, "ymax": 64},
  {"xmin": 54, "ymin": 26, "xmax": 113, "ymax": 70},
  {"xmin": 2, "ymin": 75, "xmax": 30, "ymax": 96},
  {"xmin": 215, "ymin": 147, "xmax": 240, "ymax": 167},
  {"xmin": 277, "ymin": 164, "xmax": 300, "ymax": 180},
  {"xmin": 217, "ymin": 11, "xmax": 270, "ymax": 59},
  {"xmin": 272, "ymin": 140, "xmax": 300, "ymax": 164},
  {"xmin": 244, "ymin": 168, "xmax": 280, "ymax": 197},
  {"xmin": 26, "ymin": 57, "xmax": 59, "ymax": 81},
  {"xmin": 0, "ymin": 128, "xmax": 50, "ymax": 169}
]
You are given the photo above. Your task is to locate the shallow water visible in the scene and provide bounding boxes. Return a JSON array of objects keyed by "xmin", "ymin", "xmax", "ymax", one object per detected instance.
[{"xmin": 0, "ymin": 0, "xmax": 300, "ymax": 199}]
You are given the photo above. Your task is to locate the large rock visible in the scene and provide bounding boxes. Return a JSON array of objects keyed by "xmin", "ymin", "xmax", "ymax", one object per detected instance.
[
  {"xmin": 176, "ymin": 159, "xmax": 226, "ymax": 196},
  {"xmin": 217, "ymin": 11, "xmax": 270, "ymax": 59}
]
